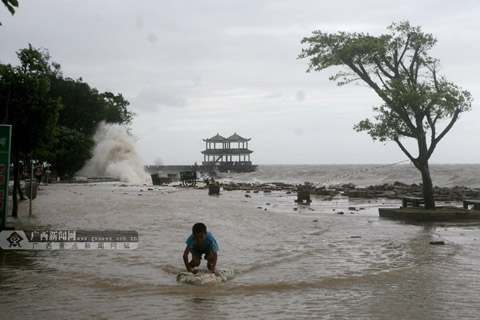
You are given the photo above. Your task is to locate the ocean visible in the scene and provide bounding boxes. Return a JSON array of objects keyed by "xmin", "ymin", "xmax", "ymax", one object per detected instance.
[
  {"xmin": 1, "ymin": 164, "xmax": 480, "ymax": 319},
  {"xmin": 220, "ymin": 163, "xmax": 480, "ymax": 188}
]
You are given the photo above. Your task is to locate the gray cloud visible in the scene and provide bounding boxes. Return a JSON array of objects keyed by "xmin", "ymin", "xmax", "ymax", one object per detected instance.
[
  {"xmin": 1, "ymin": 0, "xmax": 479, "ymax": 164},
  {"xmin": 134, "ymin": 87, "xmax": 188, "ymax": 112}
]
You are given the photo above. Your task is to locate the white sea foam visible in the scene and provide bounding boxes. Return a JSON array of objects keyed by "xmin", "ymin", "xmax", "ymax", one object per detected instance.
[
  {"xmin": 217, "ymin": 164, "xmax": 480, "ymax": 188},
  {"xmin": 78, "ymin": 122, "xmax": 150, "ymax": 184},
  {"xmin": 177, "ymin": 269, "xmax": 235, "ymax": 285}
]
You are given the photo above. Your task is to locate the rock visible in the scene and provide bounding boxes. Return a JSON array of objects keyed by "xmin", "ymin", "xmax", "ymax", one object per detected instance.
[
  {"xmin": 347, "ymin": 190, "xmax": 368, "ymax": 198},
  {"xmin": 295, "ymin": 191, "xmax": 312, "ymax": 204},
  {"xmin": 211, "ymin": 181, "xmax": 480, "ymax": 202},
  {"xmin": 384, "ymin": 191, "xmax": 397, "ymax": 198}
]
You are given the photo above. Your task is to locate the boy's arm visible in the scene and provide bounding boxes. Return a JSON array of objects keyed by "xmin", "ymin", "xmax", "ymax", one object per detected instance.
[
  {"xmin": 183, "ymin": 245, "xmax": 193, "ymax": 272},
  {"xmin": 210, "ymin": 252, "xmax": 218, "ymax": 274}
]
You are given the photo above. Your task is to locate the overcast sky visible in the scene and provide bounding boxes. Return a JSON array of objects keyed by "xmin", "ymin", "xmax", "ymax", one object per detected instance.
[{"xmin": 1, "ymin": 0, "xmax": 479, "ymax": 165}]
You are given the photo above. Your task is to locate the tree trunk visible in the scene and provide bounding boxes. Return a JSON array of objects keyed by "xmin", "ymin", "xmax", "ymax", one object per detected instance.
[
  {"xmin": 418, "ymin": 161, "xmax": 435, "ymax": 209},
  {"xmin": 414, "ymin": 124, "xmax": 435, "ymax": 209}
]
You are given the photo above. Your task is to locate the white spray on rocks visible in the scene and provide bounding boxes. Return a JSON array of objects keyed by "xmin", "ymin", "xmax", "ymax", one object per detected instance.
[{"xmin": 78, "ymin": 122, "xmax": 150, "ymax": 184}]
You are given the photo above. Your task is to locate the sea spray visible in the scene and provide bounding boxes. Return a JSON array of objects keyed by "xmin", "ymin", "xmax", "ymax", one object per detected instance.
[{"xmin": 78, "ymin": 122, "xmax": 150, "ymax": 184}]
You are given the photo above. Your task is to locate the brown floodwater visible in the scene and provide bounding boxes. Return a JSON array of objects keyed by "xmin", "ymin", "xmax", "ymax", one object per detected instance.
[{"xmin": 1, "ymin": 183, "xmax": 480, "ymax": 319}]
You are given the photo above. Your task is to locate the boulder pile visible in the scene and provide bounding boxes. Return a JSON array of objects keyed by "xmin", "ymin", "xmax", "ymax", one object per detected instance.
[{"xmin": 216, "ymin": 181, "xmax": 480, "ymax": 201}]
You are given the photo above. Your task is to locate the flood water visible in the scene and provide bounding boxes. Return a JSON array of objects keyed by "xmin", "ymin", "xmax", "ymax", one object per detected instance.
[{"xmin": 2, "ymin": 183, "xmax": 480, "ymax": 319}]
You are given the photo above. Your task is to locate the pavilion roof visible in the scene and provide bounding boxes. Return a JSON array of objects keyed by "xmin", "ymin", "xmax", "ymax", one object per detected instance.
[
  {"xmin": 227, "ymin": 132, "xmax": 251, "ymax": 142},
  {"xmin": 203, "ymin": 133, "xmax": 251, "ymax": 142},
  {"xmin": 203, "ymin": 133, "xmax": 227, "ymax": 142}
]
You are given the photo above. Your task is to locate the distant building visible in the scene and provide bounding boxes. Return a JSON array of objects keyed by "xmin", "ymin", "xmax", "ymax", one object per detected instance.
[{"xmin": 201, "ymin": 133, "xmax": 257, "ymax": 172}]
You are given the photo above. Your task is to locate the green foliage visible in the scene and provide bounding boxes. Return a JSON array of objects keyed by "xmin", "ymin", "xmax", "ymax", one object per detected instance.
[
  {"xmin": 0, "ymin": 44, "xmax": 61, "ymax": 215},
  {"xmin": 46, "ymin": 76, "xmax": 135, "ymax": 177},
  {"xmin": 0, "ymin": 47, "xmax": 61, "ymax": 157},
  {"xmin": 1, "ymin": 0, "xmax": 18, "ymax": 25},
  {"xmin": 17, "ymin": 44, "xmax": 52, "ymax": 73},
  {"xmin": 101, "ymin": 91, "xmax": 135, "ymax": 125},
  {"xmin": 1, "ymin": 44, "xmax": 136, "ymax": 179},
  {"xmin": 39, "ymin": 126, "xmax": 94, "ymax": 178},
  {"xmin": 49, "ymin": 77, "xmax": 135, "ymax": 137}
]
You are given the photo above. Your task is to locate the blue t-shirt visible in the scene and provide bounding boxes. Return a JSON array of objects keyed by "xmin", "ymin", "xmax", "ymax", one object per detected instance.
[{"xmin": 186, "ymin": 232, "xmax": 219, "ymax": 253}]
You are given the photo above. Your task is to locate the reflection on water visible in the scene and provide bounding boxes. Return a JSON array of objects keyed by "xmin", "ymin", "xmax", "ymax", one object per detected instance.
[{"xmin": 1, "ymin": 183, "xmax": 480, "ymax": 319}]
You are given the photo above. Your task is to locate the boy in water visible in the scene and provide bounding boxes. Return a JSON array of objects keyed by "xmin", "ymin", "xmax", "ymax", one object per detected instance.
[{"xmin": 183, "ymin": 223, "xmax": 219, "ymax": 275}]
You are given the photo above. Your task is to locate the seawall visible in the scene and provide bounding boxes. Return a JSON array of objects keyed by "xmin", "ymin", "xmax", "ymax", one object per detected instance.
[
  {"xmin": 144, "ymin": 165, "xmax": 199, "ymax": 175},
  {"xmin": 144, "ymin": 163, "xmax": 257, "ymax": 175}
]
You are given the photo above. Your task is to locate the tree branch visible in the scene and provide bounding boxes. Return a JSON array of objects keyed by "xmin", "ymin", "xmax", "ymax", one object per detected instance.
[
  {"xmin": 394, "ymin": 136, "xmax": 416, "ymax": 163},
  {"xmin": 431, "ymin": 65, "xmax": 440, "ymax": 92},
  {"xmin": 399, "ymin": 61, "xmax": 413, "ymax": 87},
  {"xmin": 393, "ymin": 48, "xmax": 399, "ymax": 73},
  {"xmin": 373, "ymin": 56, "xmax": 394, "ymax": 79},
  {"xmin": 397, "ymin": 34, "xmax": 411, "ymax": 63},
  {"xmin": 428, "ymin": 107, "xmax": 461, "ymax": 158},
  {"xmin": 426, "ymin": 111, "xmax": 436, "ymax": 149},
  {"xmin": 376, "ymin": 70, "xmax": 388, "ymax": 88},
  {"xmin": 347, "ymin": 61, "xmax": 393, "ymax": 105},
  {"xmin": 397, "ymin": 129, "xmax": 416, "ymax": 138},
  {"xmin": 409, "ymin": 48, "xmax": 419, "ymax": 83}
]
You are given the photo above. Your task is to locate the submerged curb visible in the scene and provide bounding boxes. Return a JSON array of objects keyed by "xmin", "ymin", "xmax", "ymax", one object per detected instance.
[{"xmin": 379, "ymin": 207, "xmax": 480, "ymax": 221}]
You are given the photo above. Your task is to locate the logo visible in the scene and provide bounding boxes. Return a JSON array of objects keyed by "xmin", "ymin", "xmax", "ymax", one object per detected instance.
[
  {"xmin": 7, "ymin": 231, "xmax": 23, "ymax": 247},
  {"xmin": 0, "ymin": 137, "xmax": 6, "ymax": 147},
  {"xmin": 0, "ymin": 230, "xmax": 138, "ymax": 250}
]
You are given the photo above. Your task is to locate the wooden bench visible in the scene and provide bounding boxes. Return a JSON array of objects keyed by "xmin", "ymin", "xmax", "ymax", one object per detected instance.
[
  {"xmin": 402, "ymin": 196, "xmax": 425, "ymax": 208},
  {"xmin": 463, "ymin": 199, "xmax": 480, "ymax": 210}
]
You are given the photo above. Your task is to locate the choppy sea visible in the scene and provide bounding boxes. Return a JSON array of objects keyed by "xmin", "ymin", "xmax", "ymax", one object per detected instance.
[{"xmin": 220, "ymin": 163, "xmax": 480, "ymax": 188}]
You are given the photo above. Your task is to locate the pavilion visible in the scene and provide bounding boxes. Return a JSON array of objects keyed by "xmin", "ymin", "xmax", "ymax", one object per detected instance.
[{"xmin": 201, "ymin": 133, "xmax": 256, "ymax": 172}]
